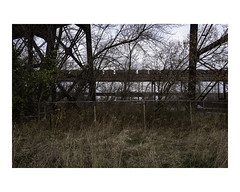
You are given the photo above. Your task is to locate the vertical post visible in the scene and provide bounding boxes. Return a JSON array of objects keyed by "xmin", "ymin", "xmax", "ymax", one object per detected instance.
[
  {"xmin": 44, "ymin": 103, "xmax": 47, "ymax": 120},
  {"xmin": 143, "ymin": 101, "xmax": 146, "ymax": 129},
  {"xmin": 199, "ymin": 81, "xmax": 201, "ymax": 94},
  {"xmin": 153, "ymin": 81, "xmax": 156, "ymax": 100},
  {"xmin": 84, "ymin": 24, "xmax": 95, "ymax": 101},
  {"xmin": 38, "ymin": 101, "xmax": 41, "ymax": 122},
  {"xmin": 93, "ymin": 101, "xmax": 97, "ymax": 122},
  {"xmin": 138, "ymin": 82, "xmax": 140, "ymax": 101},
  {"xmin": 151, "ymin": 82, "xmax": 153, "ymax": 100},
  {"xmin": 223, "ymin": 81, "xmax": 226, "ymax": 100},
  {"xmin": 45, "ymin": 25, "xmax": 57, "ymax": 103},
  {"xmin": 180, "ymin": 81, "xmax": 183, "ymax": 93},
  {"xmin": 188, "ymin": 24, "xmax": 198, "ymax": 100},
  {"xmin": 190, "ymin": 101, "xmax": 193, "ymax": 125}
]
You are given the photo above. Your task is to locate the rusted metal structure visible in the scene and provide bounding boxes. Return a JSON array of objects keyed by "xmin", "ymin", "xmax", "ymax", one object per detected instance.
[
  {"xmin": 187, "ymin": 24, "xmax": 228, "ymax": 101},
  {"xmin": 12, "ymin": 24, "xmax": 95, "ymax": 101},
  {"xmin": 57, "ymin": 68, "xmax": 228, "ymax": 101},
  {"xmin": 12, "ymin": 24, "xmax": 228, "ymax": 102},
  {"xmin": 60, "ymin": 69, "xmax": 227, "ymax": 82}
]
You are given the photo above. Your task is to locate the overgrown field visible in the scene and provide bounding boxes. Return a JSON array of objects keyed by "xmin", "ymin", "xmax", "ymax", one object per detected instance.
[{"xmin": 12, "ymin": 108, "xmax": 228, "ymax": 168}]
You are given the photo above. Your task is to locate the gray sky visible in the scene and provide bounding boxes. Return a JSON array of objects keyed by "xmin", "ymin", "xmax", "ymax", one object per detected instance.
[{"xmin": 170, "ymin": 24, "xmax": 189, "ymax": 41}]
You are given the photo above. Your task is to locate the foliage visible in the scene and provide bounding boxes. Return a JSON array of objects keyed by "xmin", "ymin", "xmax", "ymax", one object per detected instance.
[{"xmin": 12, "ymin": 48, "xmax": 59, "ymax": 119}]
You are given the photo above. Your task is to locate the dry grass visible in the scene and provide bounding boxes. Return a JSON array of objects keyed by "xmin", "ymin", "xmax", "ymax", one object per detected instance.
[{"xmin": 12, "ymin": 110, "xmax": 228, "ymax": 168}]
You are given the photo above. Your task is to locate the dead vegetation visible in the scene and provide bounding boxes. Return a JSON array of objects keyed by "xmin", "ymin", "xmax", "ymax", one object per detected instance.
[{"xmin": 12, "ymin": 109, "xmax": 228, "ymax": 168}]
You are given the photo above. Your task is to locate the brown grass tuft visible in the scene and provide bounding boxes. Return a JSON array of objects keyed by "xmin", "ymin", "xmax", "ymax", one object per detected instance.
[{"xmin": 12, "ymin": 110, "xmax": 228, "ymax": 168}]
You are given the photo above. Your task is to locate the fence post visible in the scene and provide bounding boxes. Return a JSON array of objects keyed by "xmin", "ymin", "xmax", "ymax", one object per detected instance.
[
  {"xmin": 143, "ymin": 101, "xmax": 146, "ymax": 129},
  {"xmin": 44, "ymin": 103, "xmax": 47, "ymax": 120},
  {"xmin": 93, "ymin": 101, "xmax": 97, "ymax": 122},
  {"xmin": 190, "ymin": 101, "xmax": 193, "ymax": 125},
  {"xmin": 38, "ymin": 101, "xmax": 41, "ymax": 122}
]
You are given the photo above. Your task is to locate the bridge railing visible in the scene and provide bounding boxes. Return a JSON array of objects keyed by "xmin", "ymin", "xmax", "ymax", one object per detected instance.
[{"xmin": 58, "ymin": 69, "xmax": 228, "ymax": 82}]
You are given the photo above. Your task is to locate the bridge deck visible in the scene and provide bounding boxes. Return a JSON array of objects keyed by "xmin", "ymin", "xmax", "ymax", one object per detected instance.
[{"xmin": 59, "ymin": 69, "xmax": 228, "ymax": 82}]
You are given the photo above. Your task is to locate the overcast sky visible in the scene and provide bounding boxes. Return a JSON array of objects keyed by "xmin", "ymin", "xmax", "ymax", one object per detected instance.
[{"xmin": 170, "ymin": 24, "xmax": 189, "ymax": 41}]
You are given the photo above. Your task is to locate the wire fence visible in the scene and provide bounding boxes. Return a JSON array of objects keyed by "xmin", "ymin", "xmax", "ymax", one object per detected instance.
[{"xmin": 33, "ymin": 100, "xmax": 228, "ymax": 129}]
